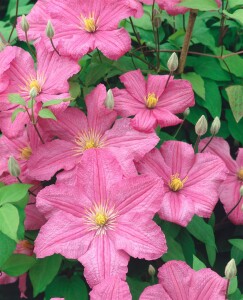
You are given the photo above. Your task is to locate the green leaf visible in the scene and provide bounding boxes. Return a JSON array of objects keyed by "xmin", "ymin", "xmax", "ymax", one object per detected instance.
[
  {"xmin": 0, "ymin": 232, "xmax": 16, "ymax": 266},
  {"xmin": 223, "ymin": 9, "xmax": 243, "ymax": 26},
  {"xmin": 0, "ymin": 183, "xmax": 31, "ymax": 206},
  {"xmin": 30, "ymin": 254, "xmax": 62, "ymax": 297},
  {"xmin": 38, "ymin": 108, "xmax": 57, "ymax": 120},
  {"xmin": 187, "ymin": 216, "xmax": 216, "ymax": 248},
  {"xmin": 0, "ymin": 204, "xmax": 19, "ymax": 241},
  {"xmin": 1, "ymin": 254, "xmax": 36, "ymax": 276},
  {"xmin": 11, "ymin": 108, "xmax": 25, "ymax": 122},
  {"xmin": 42, "ymin": 99, "xmax": 69, "ymax": 107},
  {"xmin": 231, "ymin": 246, "xmax": 243, "ymax": 265},
  {"xmin": 225, "ymin": 109, "xmax": 243, "ymax": 144},
  {"xmin": 162, "ymin": 236, "xmax": 185, "ymax": 262},
  {"xmin": 226, "ymin": 85, "xmax": 243, "ymax": 123},
  {"xmin": 8, "ymin": 94, "xmax": 26, "ymax": 106},
  {"xmin": 229, "ymin": 239, "xmax": 243, "ymax": 251},
  {"xmin": 69, "ymin": 82, "xmax": 81, "ymax": 99},
  {"xmin": 182, "ymin": 72, "xmax": 205, "ymax": 100},
  {"xmin": 228, "ymin": 276, "xmax": 238, "ymax": 295},
  {"xmin": 192, "ymin": 255, "xmax": 206, "ymax": 271},
  {"xmin": 45, "ymin": 275, "xmax": 88, "ymax": 300},
  {"xmin": 127, "ymin": 277, "xmax": 150, "ymax": 300},
  {"xmin": 178, "ymin": 0, "xmax": 218, "ymax": 10}
]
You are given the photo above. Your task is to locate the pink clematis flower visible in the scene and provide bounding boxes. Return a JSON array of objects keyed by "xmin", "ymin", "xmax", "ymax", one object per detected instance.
[
  {"xmin": 34, "ymin": 150, "xmax": 167, "ymax": 288},
  {"xmin": 0, "ymin": 42, "xmax": 80, "ymax": 137},
  {"xmin": 199, "ymin": 137, "xmax": 243, "ymax": 224},
  {"xmin": 28, "ymin": 84, "xmax": 159, "ymax": 181},
  {"xmin": 0, "ymin": 43, "xmax": 16, "ymax": 94},
  {"xmin": 140, "ymin": 260, "xmax": 227, "ymax": 300},
  {"xmin": 113, "ymin": 69, "xmax": 194, "ymax": 132},
  {"xmin": 90, "ymin": 277, "xmax": 132, "ymax": 300},
  {"xmin": 33, "ymin": 0, "xmax": 133, "ymax": 60},
  {"xmin": 137, "ymin": 141, "xmax": 226, "ymax": 226}
]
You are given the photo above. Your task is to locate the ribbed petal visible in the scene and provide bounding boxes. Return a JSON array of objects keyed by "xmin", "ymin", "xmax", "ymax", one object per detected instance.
[
  {"xmin": 199, "ymin": 137, "xmax": 237, "ymax": 173},
  {"xmin": 147, "ymin": 74, "xmax": 170, "ymax": 99},
  {"xmin": 153, "ymin": 108, "xmax": 182, "ymax": 128},
  {"xmin": 131, "ymin": 109, "xmax": 157, "ymax": 132},
  {"xmin": 139, "ymin": 284, "xmax": 171, "ymax": 300},
  {"xmin": 157, "ymin": 79, "xmax": 194, "ymax": 113},
  {"xmin": 90, "ymin": 277, "xmax": 132, "ymax": 300},
  {"xmin": 95, "ymin": 28, "xmax": 131, "ymax": 60},
  {"xmin": 34, "ymin": 211, "xmax": 94, "ymax": 259},
  {"xmin": 112, "ymin": 217, "xmax": 167, "ymax": 260},
  {"xmin": 113, "ymin": 88, "xmax": 142, "ymax": 117},
  {"xmin": 86, "ymin": 84, "xmax": 117, "ymax": 134},
  {"xmin": 236, "ymin": 148, "xmax": 243, "ymax": 166},
  {"xmin": 119, "ymin": 70, "xmax": 146, "ymax": 103},
  {"xmin": 24, "ymin": 204, "xmax": 46, "ymax": 230},
  {"xmin": 80, "ymin": 235, "xmax": 129, "ymax": 288},
  {"xmin": 110, "ymin": 175, "xmax": 164, "ymax": 216},
  {"xmin": 28, "ymin": 139, "xmax": 79, "ymax": 181}
]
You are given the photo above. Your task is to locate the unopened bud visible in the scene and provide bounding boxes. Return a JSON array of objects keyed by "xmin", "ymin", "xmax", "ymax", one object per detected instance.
[
  {"xmin": 46, "ymin": 20, "xmax": 55, "ymax": 39},
  {"xmin": 167, "ymin": 52, "xmax": 178, "ymax": 72},
  {"xmin": 21, "ymin": 15, "xmax": 29, "ymax": 33},
  {"xmin": 148, "ymin": 264, "xmax": 156, "ymax": 277},
  {"xmin": 240, "ymin": 186, "xmax": 243, "ymax": 197},
  {"xmin": 152, "ymin": 9, "xmax": 162, "ymax": 28},
  {"xmin": 29, "ymin": 87, "xmax": 38, "ymax": 98},
  {"xmin": 8, "ymin": 156, "xmax": 21, "ymax": 177},
  {"xmin": 225, "ymin": 259, "xmax": 237, "ymax": 280},
  {"xmin": 183, "ymin": 108, "xmax": 190, "ymax": 118},
  {"xmin": 195, "ymin": 115, "xmax": 208, "ymax": 136},
  {"xmin": 105, "ymin": 89, "xmax": 114, "ymax": 109},
  {"xmin": 210, "ymin": 117, "xmax": 221, "ymax": 135}
]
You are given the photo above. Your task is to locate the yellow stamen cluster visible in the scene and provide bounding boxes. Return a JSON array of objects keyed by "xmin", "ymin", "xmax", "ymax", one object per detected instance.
[
  {"xmin": 74, "ymin": 130, "xmax": 105, "ymax": 154},
  {"xmin": 145, "ymin": 93, "xmax": 158, "ymax": 108},
  {"xmin": 29, "ymin": 79, "xmax": 42, "ymax": 95},
  {"xmin": 238, "ymin": 169, "xmax": 243, "ymax": 181},
  {"xmin": 20, "ymin": 146, "xmax": 32, "ymax": 160},
  {"xmin": 81, "ymin": 13, "xmax": 97, "ymax": 32},
  {"xmin": 84, "ymin": 203, "xmax": 117, "ymax": 236},
  {"xmin": 169, "ymin": 173, "xmax": 188, "ymax": 192}
]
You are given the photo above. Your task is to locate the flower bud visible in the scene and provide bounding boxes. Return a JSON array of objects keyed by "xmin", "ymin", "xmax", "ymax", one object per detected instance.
[
  {"xmin": 21, "ymin": 15, "xmax": 29, "ymax": 33},
  {"xmin": 152, "ymin": 9, "xmax": 162, "ymax": 28},
  {"xmin": 195, "ymin": 115, "xmax": 208, "ymax": 136},
  {"xmin": 46, "ymin": 20, "xmax": 55, "ymax": 39},
  {"xmin": 8, "ymin": 156, "xmax": 21, "ymax": 177},
  {"xmin": 183, "ymin": 108, "xmax": 190, "ymax": 118},
  {"xmin": 167, "ymin": 52, "xmax": 178, "ymax": 72},
  {"xmin": 210, "ymin": 117, "xmax": 221, "ymax": 135},
  {"xmin": 240, "ymin": 186, "xmax": 243, "ymax": 197},
  {"xmin": 105, "ymin": 89, "xmax": 114, "ymax": 109},
  {"xmin": 29, "ymin": 87, "xmax": 38, "ymax": 98},
  {"xmin": 225, "ymin": 259, "xmax": 237, "ymax": 280},
  {"xmin": 148, "ymin": 264, "xmax": 156, "ymax": 277}
]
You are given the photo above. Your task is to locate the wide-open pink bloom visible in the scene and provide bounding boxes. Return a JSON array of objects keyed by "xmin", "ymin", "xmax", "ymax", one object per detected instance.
[
  {"xmin": 28, "ymin": 84, "xmax": 159, "ymax": 181},
  {"xmin": 137, "ymin": 141, "xmax": 226, "ymax": 226},
  {"xmin": 90, "ymin": 277, "xmax": 132, "ymax": 300},
  {"xmin": 34, "ymin": 150, "xmax": 167, "ymax": 288},
  {"xmin": 113, "ymin": 69, "xmax": 194, "ymax": 132},
  {"xmin": 33, "ymin": 0, "xmax": 133, "ymax": 60},
  {"xmin": 157, "ymin": 0, "xmax": 221, "ymax": 16},
  {"xmin": 140, "ymin": 260, "xmax": 227, "ymax": 300},
  {"xmin": 0, "ymin": 42, "xmax": 79, "ymax": 137},
  {"xmin": 0, "ymin": 45, "xmax": 16, "ymax": 93},
  {"xmin": 199, "ymin": 137, "xmax": 243, "ymax": 224}
]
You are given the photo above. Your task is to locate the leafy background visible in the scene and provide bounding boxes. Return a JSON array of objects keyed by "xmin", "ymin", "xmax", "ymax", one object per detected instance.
[{"xmin": 1, "ymin": 0, "xmax": 243, "ymax": 299}]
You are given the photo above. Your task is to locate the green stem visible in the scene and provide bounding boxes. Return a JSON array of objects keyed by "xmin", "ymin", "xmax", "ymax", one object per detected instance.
[
  {"xmin": 8, "ymin": 0, "xmax": 19, "ymax": 43},
  {"xmin": 50, "ymin": 38, "xmax": 60, "ymax": 56},
  {"xmin": 200, "ymin": 135, "xmax": 215, "ymax": 153}
]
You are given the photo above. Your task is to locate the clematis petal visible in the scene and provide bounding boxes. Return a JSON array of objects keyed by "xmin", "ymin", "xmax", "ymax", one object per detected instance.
[
  {"xmin": 139, "ymin": 284, "xmax": 170, "ymax": 300},
  {"xmin": 80, "ymin": 235, "xmax": 129, "ymax": 288},
  {"xmin": 34, "ymin": 211, "xmax": 94, "ymax": 259},
  {"xmin": 90, "ymin": 277, "xmax": 132, "ymax": 300},
  {"xmin": 131, "ymin": 109, "xmax": 157, "ymax": 132}
]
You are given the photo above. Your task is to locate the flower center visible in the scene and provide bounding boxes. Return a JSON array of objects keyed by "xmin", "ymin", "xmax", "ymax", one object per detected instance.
[
  {"xmin": 145, "ymin": 93, "xmax": 158, "ymax": 108},
  {"xmin": 74, "ymin": 130, "xmax": 105, "ymax": 154},
  {"xmin": 81, "ymin": 13, "xmax": 97, "ymax": 32},
  {"xmin": 20, "ymin": 146, "xmax": 32, "ymax": 160},
  {"xmin": 238, "ymin": 169, "xmax": 243, "ymax": 181},
  {"xmin": 169, "ymin": 173, "xmax": 188, "ymax": 192},
  {"xmin": 29, "ymin": 79, "xmax": 42, "ymax": 95},
  {"xmin": 84, "ymin": 203, "xmax": 117, "ymax": 236}
]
